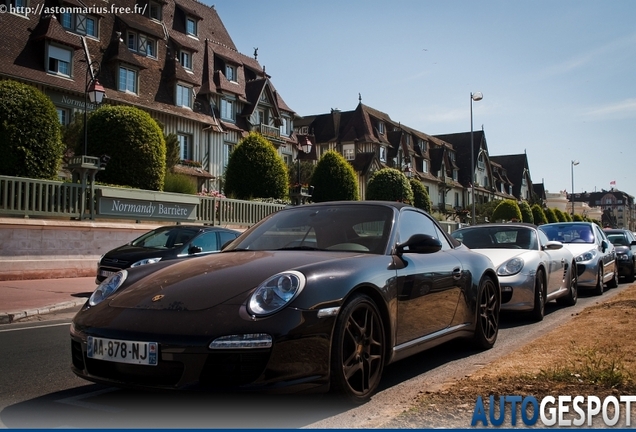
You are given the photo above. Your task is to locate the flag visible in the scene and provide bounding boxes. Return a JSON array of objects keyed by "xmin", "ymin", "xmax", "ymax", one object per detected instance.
[{"xmin": 610, "ymin": 180, "xmax": 616, "ymax": 186}]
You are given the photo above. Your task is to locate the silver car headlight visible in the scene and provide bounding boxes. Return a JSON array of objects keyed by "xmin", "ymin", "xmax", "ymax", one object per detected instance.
[
  {"xmin": 89, "ymin": 270, "xmax": 128, "ymax": 306},
  {"xmin": 248, "ymin": 271, "xmax": 306, "ymax": 317},
  {"xmin": 131, "ymin": 257, "xmax": 162, "ymax": 267},
  {"xmin": 497, "ymin": 257, "xmax": 524, "ymax": 276},
  {"xmin": 575, "ymin": 249, "xmax": 597, "ymax": 263}
]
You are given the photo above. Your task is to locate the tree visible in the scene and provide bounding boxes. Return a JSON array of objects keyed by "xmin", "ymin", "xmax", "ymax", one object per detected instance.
[
  {"xmin": 492, "ymin": 199, "xmax": 522, "ymax": 222},
  {"xmin": 476, "ymin": 201, "xmax": 500, "ymax": 224},
  {"xmin": 531, "ymin": 204, "xmax": 548, "ymax": 225},
  {"xmin": 164, "ymin": 133, "xmax": 181, "ymax": 172},
  {"xmin": 310, "ymin": 150, "xmax": 359, "ymax": 202},
  {"xmin": 410, "ymin": 178, "xmax": 431, "ymax": 212},
  {"xmin": 544, "ymin": 207, "xmax": 558, "ymax": 223},
  {"xmin": 224, "ymin": 132, "xmax": 288, "ymax": 199},
  {"xmin": 519, "ymin": 201, "xmax": 534, "ymax": 224},
  {"xmin": 572, "ymin": 214, "xmax": 584, "ymax": 221},
  {"xmin": 554, "ymin": 208, "xmax": 568, "ymax": 222},
  {"xmin": 366, "ymin": 168, "xmax": 413, "ymax": 203},
  {"xmin": 88, "ymin": 105, "xmax": 166, "ymax": 190},
  {"xmin": 0, "ymin": 80, "xmax": 64, "ymax": 179},
  {"xmin": 288, "ymin": 160, "xmax": 316, "ymax": 187}
]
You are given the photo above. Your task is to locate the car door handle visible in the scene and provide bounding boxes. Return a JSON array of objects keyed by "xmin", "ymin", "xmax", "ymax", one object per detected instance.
[{"xmin": 452, "ymin": 267, "xmax": 462, "ymax": 280}]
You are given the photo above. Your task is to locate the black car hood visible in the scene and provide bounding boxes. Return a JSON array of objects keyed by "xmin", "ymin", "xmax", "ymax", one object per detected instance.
[
  {"xmin": 108, "ymin": 250, "xmax": 365, "ymax": 311},
  {"xmin": 614, "ymin": 245, "xmax": 630, "ymax": 254},
  {"xmin": 103, "ymin": 245, "xmax": 180, "ymax": 264}
]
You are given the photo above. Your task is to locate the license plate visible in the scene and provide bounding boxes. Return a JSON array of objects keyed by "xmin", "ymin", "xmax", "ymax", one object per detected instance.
[
  {"xmin": 87, "ymin": 336, "xmax": 158, "ymax": 366},
  {"xmin": 99, "ymin": 269, "xmax": 115, "ymax": 278}
]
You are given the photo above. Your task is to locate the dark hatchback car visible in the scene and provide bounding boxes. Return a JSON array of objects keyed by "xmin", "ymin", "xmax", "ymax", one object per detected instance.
[
  {"xmin": 96, "ymin": 225, "xmax": 240, "ymax": 283},
  {"xmin": 604, "ymin": 229, "xmax": 636, "ymax": 282}
]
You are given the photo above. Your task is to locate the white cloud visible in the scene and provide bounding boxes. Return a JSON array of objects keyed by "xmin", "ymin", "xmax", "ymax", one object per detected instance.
[{"xmin": 583, "ymin": 99, "xmax": 636, "ymax": 121}]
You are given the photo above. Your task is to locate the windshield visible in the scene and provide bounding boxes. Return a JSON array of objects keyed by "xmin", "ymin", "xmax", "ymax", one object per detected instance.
[
  {"xmin": 539, "ymin": 224, "xmax": 594, "ymax": 244},
  {"xmin": 227, "ymin": 205, "xmax": 393, "ymax": 254},
  {"xmin": 606, "ymin": 233, "xmax": 629, "ymax": 246},
  {"xmin": 131, "ymin": 227, "xmax": 198, "ymax": 249},
  {"xmin": 452, "ymin": 226, "xmax": 537, "ymax": 250}
]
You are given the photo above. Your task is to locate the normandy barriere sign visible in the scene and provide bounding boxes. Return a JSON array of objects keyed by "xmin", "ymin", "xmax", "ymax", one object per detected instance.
[{"xmin": 96, "ymin": 188, "xmax": 198, "ymax": 221}]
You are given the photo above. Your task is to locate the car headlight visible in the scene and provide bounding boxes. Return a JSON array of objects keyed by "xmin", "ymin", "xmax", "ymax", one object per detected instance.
[
  {"xmin": 89, "ymin": 270, "xmax": 128, "ymax": 306},
  {"xmin": 248, "ymin": 271, "xmax": 306, "ymax": 316},
  {"xmin": 497, "ymin": 257, "xmax": 524, "ymax": 276},
  {"xmin": 575, "ymin": 249, "xmax": 597, "ymax": 263},
  {"xmin": 131, "ymin": 257, "xmax": 162, "ymax": 267},
  {"xmin": 618, "ymin": 254, "xmax": 629, "ymax": 261}
]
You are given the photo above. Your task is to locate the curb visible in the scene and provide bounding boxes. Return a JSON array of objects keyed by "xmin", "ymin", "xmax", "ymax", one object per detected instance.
[{"xmin": 0, "ymin": 299, "xmax": 86, "ymax": 324}]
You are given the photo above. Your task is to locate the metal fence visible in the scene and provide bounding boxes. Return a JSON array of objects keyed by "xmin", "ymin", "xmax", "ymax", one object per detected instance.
[{"xmin": 0, "ymin": 175, "xmax": 285, "ymax": 226}]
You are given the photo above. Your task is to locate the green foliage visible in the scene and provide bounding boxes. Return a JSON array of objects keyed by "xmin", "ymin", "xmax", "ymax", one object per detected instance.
[
  {"xmin": 0, "ymin": 80, "xmax": 64, "ymax": 179},
  {"xmin": 310, "ymin": 150, "xmax": 359, "ymax": 202},
  {"xmin": 518, "ymin": 201, "xmax": 534, "ymax": 224},
  {"xmin": 476, "ymin": 200, "xmax": 500, "ymax": 223},
  {"xmin": 366, "ymin": 168, "xmax": 413, "ymax": 203},
  {"xmin": 164, "ymin": 133, "xmax": 180, "ymax": 172},
  {"xmin": 224, "ymin": 132, "xmax": 288, "ymax": 199},
  {"xmin": 554, "ymin": 208, "xmax": 568, "ymax": 222},
  {"xmin": 62, "ymin": 112, "xmax": 84, "ymax": 155},
  {"xmin": 544, "ymin": 207, "xmax": 558, "ymax": 223},
  {"xmin": 409, "ymin": 178, "xmax": 431, "ymax": 212},
  {"xmin": 288, "ymin": 160, "xmax": 315, "ymax": 187},
  {"xmin": 163, "ymin": 172, "xmax": 196, "ymax": 194},
  {"xmin": 88, "ymin": 105, "xmax": 165, "ymax": 190},
  {"xmin": 572, "ymin": 214, "xmax": 584, "ymax": 221},
  {"xmin": 531, "ymin": 204, "xmax": 548, "ymax": 225},
  {"xmin": 492, "ymin": 199, "xmax": 523, "ymax": 222}
]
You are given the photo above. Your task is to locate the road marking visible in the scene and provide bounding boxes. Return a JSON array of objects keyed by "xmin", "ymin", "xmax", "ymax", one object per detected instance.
[
  {"xmin": 56, "ymin": 388, "xmax": 124, "ymax": 413},
  {"xmin": 0, "ymin": 322, "xmax": 71, "ymax": 333}
]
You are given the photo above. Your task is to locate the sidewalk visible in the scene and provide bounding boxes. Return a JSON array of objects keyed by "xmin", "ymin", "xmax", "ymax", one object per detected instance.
[{"xmin": 0, "ymin": 276, "xmax": 96, "ymax": 324}]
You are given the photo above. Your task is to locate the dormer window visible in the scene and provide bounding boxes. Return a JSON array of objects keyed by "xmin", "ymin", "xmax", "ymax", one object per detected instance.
[
  {"xmin": 127, "ymin": 31, "xmax": 156, "ymax": 58},
  {"xmin": 47, "ymin": 44, "xmax": 72, "ymax": 77},
  {"xmin": 180, "ymin": 50, "xmax": 192, "ymax": 70},
  {"xmin": 8, "ymin": 0, "xmax": 28, "ymax": 16},
  {"xmin": 176, "ymin": 83, "xmax": 193, "ymax": 109},
  {"xmin": 60, "ymin": 12, "xmax": 98, "ymax": 38},
  {"xmin": 378, "ymin": 122, "xmax": 385, "ymax": 135},
  {"xmin": 148, "ymin": 0, "xmax": 162, "ymax": 20},
  {"xmin": 225, "ymin": 65, "xmax": 236, "ymax": 82},
  {"xmin": 118, "ymin": 65, "xmax": 138, "ymax": 94},
  {"xmin": 186, "ymin": 17, "xmax": 197, "ymax": 36}
]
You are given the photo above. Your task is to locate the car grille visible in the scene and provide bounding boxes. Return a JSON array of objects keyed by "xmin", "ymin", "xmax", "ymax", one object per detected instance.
[
  {"xmin": 101, "ymin": 257, "xmax": 130, "ymax": 269},
  {"xmin": 199, "ymin": 351, "xmax": 271, "ymax": 387},
  {"xmin": 71, "ymin": 340, "xmax": 85, "ymax": 370}
]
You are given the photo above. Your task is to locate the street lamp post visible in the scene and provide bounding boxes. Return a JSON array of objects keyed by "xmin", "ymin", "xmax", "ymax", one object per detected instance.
[
  {"xmin": 571, "ymin": 160, "xmax": 580, "ymax": 215},
  {"xmin": 84, "ymin": 61, "xmax": 105, "ymax": 156},
  {"xmin": 470, "ymin": 91, "xmax": 483, "ymax": 224}
]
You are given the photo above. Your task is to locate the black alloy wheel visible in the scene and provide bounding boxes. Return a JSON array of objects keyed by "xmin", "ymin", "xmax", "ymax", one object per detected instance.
[
  {"xmin": 557, "ymin": 262, "xmax": 578, "ymax": 306},
  {"xmin": 593, "ymin": 265, "xmax": 604, "ymax": 296},
  {"xmin": 473, "ymin": 276, "xmax": 500, "ymax": 349},
  {"xmin": 531, "ymin": 269, "xmax": 546, "ymax": 322},
  {"xmin": 331, "ymin": 294, "xmax": 385, "ymax": 403}
]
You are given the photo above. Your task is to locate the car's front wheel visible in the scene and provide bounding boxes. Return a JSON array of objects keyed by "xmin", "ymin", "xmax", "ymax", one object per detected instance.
[
  {"xmin": 593, "ymin": 265, "xmax": 604, "ymax": 296},
  {"xmin": 330, "ymin": 294, "xmax": 385, "ymax": 403},
  {"xmin": 531, "ymin": 269, "xmax": 546, "ymax": 322},
  {"xmin": 473, "ymin": 276, "xmax": 500, "ymax": 349},
  {"xmin": 557, "ymin": 262, "xmax": 578, "ymax": 307}
]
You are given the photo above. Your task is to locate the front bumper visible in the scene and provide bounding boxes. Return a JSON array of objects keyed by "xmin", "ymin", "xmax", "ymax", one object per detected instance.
[
  {"xmin": 575, "ymin": 262, "xmax": 599, "ymax": 287},
  {"xmin": 497, "ymin": 271, "xmax": 535, "ymax": 311},
  {"xmin": 70, "ymin": 306, "xmax": 334, "ymax": 393}
]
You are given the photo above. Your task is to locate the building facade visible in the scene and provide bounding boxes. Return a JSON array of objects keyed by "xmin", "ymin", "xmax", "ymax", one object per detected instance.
[{"xmin": 0, "ymin": 0, "xmax": 298, "ymax": 191}]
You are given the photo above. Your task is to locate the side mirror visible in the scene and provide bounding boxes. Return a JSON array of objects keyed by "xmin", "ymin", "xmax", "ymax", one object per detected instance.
[
  {"xmin": 396, "ymin": 234, "xmax": 442, "ymax": 255},
  {"xmin": 543, "ymin": 241, "xmax": 563, "ymax": 250},
  {"xmin": 188, "ymin": 245, "xmax": 203, "ymax": 255},
  {"xmin": 631, "ymin": 240, "xmax": 636, "ymax": 246},
  {"xmin": 601, "ymin": 240, "xmax": 609, "ymax": 253}
]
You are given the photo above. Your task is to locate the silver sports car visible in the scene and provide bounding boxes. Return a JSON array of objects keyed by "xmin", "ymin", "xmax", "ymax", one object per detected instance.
[{"xmin": 452, "ymin": 223, "xmax": 577, "ymax": 321}]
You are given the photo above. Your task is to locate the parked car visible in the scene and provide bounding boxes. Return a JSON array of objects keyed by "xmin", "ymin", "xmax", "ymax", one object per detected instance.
[
  {"xmin": 603, "ymin": 228, "xmax": 636, "ymax": 282},
  {"xmin": 95, "ymin": 225, "xmax": 241, "ymax": 283},
  {"xmin": 451, "ymin": 223, "xmax": 577, "ymax": 321},
  {"xmin": 71, "ymin": 201, "xmax": 501, "ymax": 402},
  {"xmin": 538, "ymin": 222, "xmax": 617, "ymax": 295}
]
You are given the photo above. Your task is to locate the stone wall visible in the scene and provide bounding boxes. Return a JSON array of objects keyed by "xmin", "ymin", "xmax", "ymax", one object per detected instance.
[{"xmin": 0, "ymin": 218, "xmax": 162, "ymax": 281}]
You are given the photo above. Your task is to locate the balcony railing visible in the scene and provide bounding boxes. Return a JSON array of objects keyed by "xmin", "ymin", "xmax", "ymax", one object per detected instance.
[{"xmin": 254, "ymin": 124, "xmax": 281, "ymax": 140}]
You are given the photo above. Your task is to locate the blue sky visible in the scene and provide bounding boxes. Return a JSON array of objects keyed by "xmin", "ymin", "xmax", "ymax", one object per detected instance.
[{"xmin": 206, "ymin": 0, "xmax": 636, "ymax": 198}]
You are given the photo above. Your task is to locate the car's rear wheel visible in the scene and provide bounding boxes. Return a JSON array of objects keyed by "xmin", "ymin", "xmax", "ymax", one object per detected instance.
[
  {"xmin": 557, "ymin": 262, "xmax": 578, "ymax": 306},
  {"xmin": 593, "ymin": 265, "xmax": 604, "ymax": 296},
  {"xmin": 473, "ymin": 276, "xmax": 499, "ymax": 349},
  {"xmin": 607, "ymin": 264, "xmax": 619, "ymax": 288},
  {"xmin": 531, "ymin": 269, "xmax": 546, "ymax": 322},
  {"xmin": 330, "ymin": 294, "xmax": 385, "ymax": 403}
]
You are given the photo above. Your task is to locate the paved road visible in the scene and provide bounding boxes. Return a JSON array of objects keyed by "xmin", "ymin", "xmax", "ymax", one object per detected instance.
[{"xmin": 0, "ymin": 282, "xmax": 630, "ymax": 429}]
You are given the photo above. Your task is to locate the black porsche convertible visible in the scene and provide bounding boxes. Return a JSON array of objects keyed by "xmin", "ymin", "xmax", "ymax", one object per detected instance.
[{"xmin": 71, "ymin": 201, "xmax": 500, "ymax": 402}]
